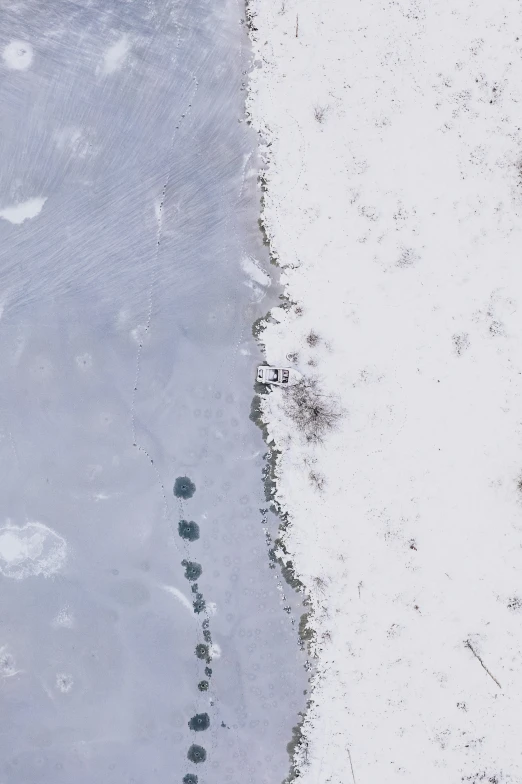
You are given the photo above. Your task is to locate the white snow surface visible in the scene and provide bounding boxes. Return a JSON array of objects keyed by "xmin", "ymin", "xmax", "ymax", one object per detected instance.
[
  {"xmin": 100, "ymin": 34, "xmax": 130, "ymax": 75},
  {"xmin": 241, "ymin": 254, "xmax": 271, "ymax": 287},
  {"xmin": 2, "ymin": 40, "xmax": 33, "ymax": 71},
  {"xmin": 0, "ymin": 522, "xmax": 66, "ymax": 579},
  {"xmin": 0, "ymin": 197, "xmax": 47, "ymax": 225},
  {"xmin": 247, "ymin": 1, "xmax": 522, "ymax": 782}
]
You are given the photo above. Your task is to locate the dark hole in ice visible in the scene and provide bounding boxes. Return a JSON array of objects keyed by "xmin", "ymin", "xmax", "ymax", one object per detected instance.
[
  {"xmin": 188, "ymin": 713, "xmax": 210, "ymax": 732},
  {"xmin": 183, "ymin": 775, "xmax": 198, "ymax": 784},
  {"xmin": 182, "ymin": 560, "xmax": 202, "ymax": 581},
  {"xmin": 191, "ymin": 584, "xmax": 199, "ymax": 594},
  {"xmin": 197, "ymin": 680, "xmax": 209, "ymax": 691},
  {"xmin": 174, "ymin": 476, "xmax": 196, "ymax": 499},
  {"xmin": 195, "ymin": 644, "xmax": 209, "ymax": 660},
  {"xmin": 178, "ymin": 520, "xmax": 200, "ymax": 541},
  {"xmin": 193, "ymin": 595, "xmax": 206, "ymax": 614},
  {"xmin": 205, "ymin": 666, "xmax": 212, "ymax": 677},
  {"xmin": 187, "ymin": 744, "xmax": 207, "ymax": 764}
]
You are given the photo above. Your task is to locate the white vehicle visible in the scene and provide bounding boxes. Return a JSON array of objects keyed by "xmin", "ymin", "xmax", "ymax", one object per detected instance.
[{"xmin": 256, "ymin": 365, "xmax": 302, "ymax": 386}]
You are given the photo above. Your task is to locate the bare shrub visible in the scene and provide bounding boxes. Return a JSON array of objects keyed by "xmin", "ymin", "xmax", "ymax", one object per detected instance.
[
  {"xmin": 313, "ymin": 105, "xmax": 327, "ymax": 123},
  {"xmin": 396, "ymin": 247, "xmax": 419, "ymax": 268},
  {"xmin": 312, "ymin": 576, "xmax": 328, "ymax": 594},
  {"xmin": 512, "ymin": 148, "xmax": 522, "ymax": 184},
  {"xmin": 284, "ymin": 377, "xmax": 343, "ymax": 444},
  {"xmin": 489, "ymin": 319, "xmax": 504, "ymax": 336},
  {"xmin": 308, "ymin": 470, "xmax": 326, "ymax": 491},
  {"xmin": 452, "ymin": 332, "xmax": 470, "ymax": 355},
  {"xmin": 306, "ymin": 330, "xmax": 320, "ymax": 347}
]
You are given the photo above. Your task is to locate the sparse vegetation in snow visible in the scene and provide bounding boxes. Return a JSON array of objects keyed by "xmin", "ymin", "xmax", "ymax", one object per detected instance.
[{"xmin": 283, "ymin": 376, "xmax": 342, "ymax": 444}]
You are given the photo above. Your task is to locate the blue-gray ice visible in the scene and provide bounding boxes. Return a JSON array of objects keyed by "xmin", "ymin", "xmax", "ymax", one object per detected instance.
[{"xmin": 0, "ymin": 2, "xmax": 305, "ymax": 782}]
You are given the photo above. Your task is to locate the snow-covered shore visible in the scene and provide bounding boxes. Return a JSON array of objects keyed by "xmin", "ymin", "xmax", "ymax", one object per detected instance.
[{"xmin": 247, "ymin": 1, "xmax": 522, "ymax": 782}]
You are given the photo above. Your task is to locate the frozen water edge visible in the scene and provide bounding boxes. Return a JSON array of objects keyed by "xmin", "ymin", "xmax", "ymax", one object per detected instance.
[
  {"xmin": 247, "ymin": 0, "xmax": 522, "ymax": 782},
  {"xmin": 0, "ymin": 1, "xmax": 307, "ymax": 782}
]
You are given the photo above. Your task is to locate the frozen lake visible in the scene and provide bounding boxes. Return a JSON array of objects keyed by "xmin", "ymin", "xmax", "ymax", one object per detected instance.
[{"xmin": 0, "ymin": 2, "xmax": 305, "ymax": 782}]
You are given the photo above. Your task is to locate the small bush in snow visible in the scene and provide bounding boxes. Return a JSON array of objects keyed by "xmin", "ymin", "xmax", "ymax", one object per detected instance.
[
  {"xmin": 452, "ymin": 332, "xmax": 470, "ymax": 355},
  {"xmin": 313, "ymin": 105, "xmax": 327, "ymax": 123},
  {"xmin": 306, "ymin": 329, "xmax": 320, "ymax": 347},
  {"xmin": 284, "ymin": 377, "xmax": 342, "ymax": 443},
  {"xmin": 309, "ymin": 470, "xmax": 326, "ymax": 491},
  {"xmin": 312, "ymin": 575, "xmax": 328, "ymax": 594}
]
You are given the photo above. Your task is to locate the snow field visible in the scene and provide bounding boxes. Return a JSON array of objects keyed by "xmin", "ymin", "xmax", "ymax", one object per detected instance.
[{"xmin": 248, "ymin": 0, "xmax": 522, "ymax": 781}]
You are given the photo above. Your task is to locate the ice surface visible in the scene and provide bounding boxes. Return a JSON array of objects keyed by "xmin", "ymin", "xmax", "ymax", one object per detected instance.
[{"xmin": 0, "ymin": 1, "xmax": 305, "ymax": 782}]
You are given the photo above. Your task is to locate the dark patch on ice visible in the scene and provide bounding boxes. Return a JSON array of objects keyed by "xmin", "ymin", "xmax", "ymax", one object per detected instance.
[
  {"xmin": 249, "ymin": 393, "xmax": 270, "ymax": 443},
  {"xmin": 182, "ymin": 560, "xmax": 202, "ymax": 581},
  {"xmin": 298, "ymin": 612, "xmax": 315, "ymax": 653},
  {"xmin": 195, "ymin": 643, "xmax": 209, "ymax": 660},
  {"xmin": 204, "ymin": 666, "xmax": 212, "ymax": 677},
  {"xmin": 188, "ymin": 712, "xmax": 210, "ymax": 732},
  {"xmin": 262, "ymin": 448, "xmax": 281, "ymax": 503},
  {"xmin": 174, "ymin": 476, "xmax": 196, "ymax": 499},
  {"xmin": 193, "ymin": 595, "xmax": 206, "ymax": 614},
  {"xmin": 178, "ymin": 520, "xmax": 200, "ymax": 541},
  {"xmin": 197, "ymin": 680, "xmax": 209, "ymax": 691},
  {"xmin": 182, "ymin": 775, "xmax": 198, "ymax": 784},
  {"xmin": 187, "ymin": 744, "xmax": 207, "ymax": 764},
  {"xmin": 283, "ymin": 705, "xmax": 310, "ymax": 783}
]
